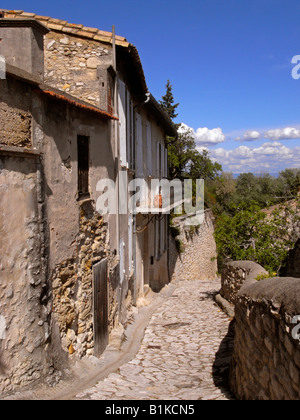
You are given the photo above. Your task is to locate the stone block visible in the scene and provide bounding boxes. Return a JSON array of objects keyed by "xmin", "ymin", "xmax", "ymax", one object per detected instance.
[{"xmin": 87, "ymin": 57, "xmax": 101, "ymax": 69}]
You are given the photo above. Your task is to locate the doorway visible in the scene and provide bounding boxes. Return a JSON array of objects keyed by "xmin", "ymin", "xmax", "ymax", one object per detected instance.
[{"xmin": 93, "ymin": 259, "xmax": 109, "ymax": 357}]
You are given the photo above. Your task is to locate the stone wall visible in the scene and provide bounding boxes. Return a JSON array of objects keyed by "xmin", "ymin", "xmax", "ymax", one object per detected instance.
[
  {"xmin": 221, "ymin": 260, "xmax": 268, "ymax": 305},
  {"xmin": 0, "ymin": 77, "xmax": 32, "ymax": 148},
  {"xmin": 227, "ymin": 267, "xmax": 300, "ymax": 400},
  {"xmin": 44, "ymin": 31, "xmax": 111, "ymax": 108},
  {"xmin": 52, "ymin": 200, "xmax": 110, "ymax": 358},
  {"xmin": 170, "ymin": 210, "xmax": 218, "ymax": 281}
]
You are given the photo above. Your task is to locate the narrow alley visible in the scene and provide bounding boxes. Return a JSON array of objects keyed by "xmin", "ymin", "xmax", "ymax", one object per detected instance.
[{"xmin": 75, "ymin": 279, "xmax": 235, "ymax": 401}]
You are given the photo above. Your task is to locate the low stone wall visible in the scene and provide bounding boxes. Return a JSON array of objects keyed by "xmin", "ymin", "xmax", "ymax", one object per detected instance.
[
  {"xmin": 228, "ymin": 272, "xmax": 300, "ymax": 400},
  {"xmin": 221, "ymin": 261, "xmax": 268, "ymax": 305}
]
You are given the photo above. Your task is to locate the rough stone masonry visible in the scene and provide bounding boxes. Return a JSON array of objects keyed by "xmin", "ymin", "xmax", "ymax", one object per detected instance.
[
  {"xmin": 221, "ymin": 261, "xmax": 300, "ymax": 400},
  {"xmin": 169, "ymin": 210, "xmax": 218, "ymax": 282}
]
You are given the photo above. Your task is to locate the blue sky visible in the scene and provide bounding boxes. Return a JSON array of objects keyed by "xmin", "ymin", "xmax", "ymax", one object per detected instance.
[{"xmin": 2, "ymin": 0, "xmax": 300, "ymax": 174}]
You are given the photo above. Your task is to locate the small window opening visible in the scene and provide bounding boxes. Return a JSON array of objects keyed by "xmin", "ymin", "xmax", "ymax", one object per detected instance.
[{"xmin": 78, "ymin": 135, "xmax": 90, "ymax": 199}]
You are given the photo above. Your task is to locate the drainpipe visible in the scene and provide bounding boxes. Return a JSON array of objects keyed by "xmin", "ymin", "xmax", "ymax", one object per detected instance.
[{"xmin": 132, "ymin": 91, "xmax": 151, "ymax": 305}]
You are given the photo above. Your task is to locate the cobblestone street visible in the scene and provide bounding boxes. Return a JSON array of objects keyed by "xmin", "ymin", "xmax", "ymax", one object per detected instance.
[{"xmin": 75, "ymin": 279, "xmax": 235, "ymax": 401}]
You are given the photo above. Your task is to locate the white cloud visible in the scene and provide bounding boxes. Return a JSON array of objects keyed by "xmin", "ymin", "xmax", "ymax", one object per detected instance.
[
  {"xmin": 194, "ymin": 127, "xmax": 225, "ymax": 146},
  {"xmin": 235, "ymin": 130, "xmax": 261, "ymax": 142},
  {"xmin": 234, "ymin": 126, "xmax": 300, "ymax": 143},
  {"xmin": 178, "ymin": 123, "xmax": 225, "ymax": 147},
  {"xmin": 178, "ymin": 123, "xmax": 300, "ymax": 173},
  {"xmin": 210, "ymin": 142, "xmax": 300, "ymax": 173},
  {"xmin": 264, "ymin": 127, "xmax": 300, "ymax": 141}
]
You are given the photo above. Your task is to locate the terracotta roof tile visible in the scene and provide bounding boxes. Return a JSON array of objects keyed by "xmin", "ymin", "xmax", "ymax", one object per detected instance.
[
  {"xmin": 61, "ymin": 27, "xmax": 79, "ymax": 34},
  {"xmin": 19, "ymin": 12, "xmax": 35, "ymax": 17},
  {"xmin": 47, "ymin": 23, "xmax": 64, "ymax": 31},
  {"xmin": 41, "ymin": 89, "xmax": 118, "ymax": 120},
  {"xmin": 65, "ymin": 22, "xmax": 83, "ymax": 29},
  {"xmin": 82, "ymin": 26, "xmax": 99, "ymax": 33},
  {"xmin": 34, "ymin": 15, "xmax": 50, "ymax": 21},
  {"xmin": 49, "ymin": 18, "xmax": 67, "ymax": 25},
  {"xmin": 77, "ymin": 30, "xmax": 95, "ymax": 38},
  {"xmin": 2, "ymin": 9, "xmax": 128, "ymax": 45}
]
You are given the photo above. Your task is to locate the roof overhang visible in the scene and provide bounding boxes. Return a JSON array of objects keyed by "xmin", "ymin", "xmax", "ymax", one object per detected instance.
[{"xmin": 4, "ymin": 63, "xmax": 118, "ymax": 121}]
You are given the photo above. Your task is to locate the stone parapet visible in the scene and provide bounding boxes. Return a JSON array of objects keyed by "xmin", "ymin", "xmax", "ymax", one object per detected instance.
[
  {"xmin": 221, "ymin": 260, "xmax": 268, "ymax": 305},
  {"xmin": 230, "ymin": 276, "xmax": 300, "ymax": 400}
]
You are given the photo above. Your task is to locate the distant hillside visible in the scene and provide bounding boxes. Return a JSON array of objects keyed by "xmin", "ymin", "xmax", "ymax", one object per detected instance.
[{"xmin": 233, "ymin": 172, "xmax": 279, "ymax": 179}]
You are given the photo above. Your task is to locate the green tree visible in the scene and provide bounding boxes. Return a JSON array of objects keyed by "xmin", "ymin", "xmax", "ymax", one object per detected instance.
[
  {"xmin": 189, "ymin": 149, "xmax": 222, "ymax": 181},
  {"xmin": 160, "ymin": 81, "xmax": 222, "ymax": 183},
  {"xmin": 214, "ymin": 202, "xmax": 298, "ymax": 273},
  {"xmin": 277, "ymin": 168, "xmax": 300, "ymax": 198},
  {"xmin": 231, "ymin": 172, "xmax": 279, "ymax": 208},
  {"xmin": 166, "ymin": 126, "xmax": 222, "ymax": 182},
  {"xmin": 166, "ymin": 124, "xmax": 196, "ymax": 180},
  {"xmin": 159, "ymin": 80, "xmax": 179, "ymax": 122},
  {"xmin": 215, "ymin": 172, "xmax": 236, "ymax": 202}
]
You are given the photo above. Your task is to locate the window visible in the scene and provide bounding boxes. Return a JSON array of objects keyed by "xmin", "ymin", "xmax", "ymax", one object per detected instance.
[{"xmin": 78, "ymin": 135, "xmax": 90, "ymax": 198}]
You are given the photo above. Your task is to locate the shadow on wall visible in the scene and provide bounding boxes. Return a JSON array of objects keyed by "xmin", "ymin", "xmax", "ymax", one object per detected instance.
[
  {"xmin": 280, "ymin": 238, "xmax": 300, "ymax": 278},
  {"xmin": 168, "ymin": 210, "xmax": 218, "ymax": 283},
  {"xmin": 0, "ymin": 343, "xmax": 7, "ymax": 375},
  {"xmin": 168, "ymin": 233, "xmax": 180, "ymax": 282},
  {"xmin": 0, "ymin": 359, "xmax": 6, "ymax": 375},
  {"xmin": 212, "ymin": 319, "xmax": 236, "ymax": 400}
]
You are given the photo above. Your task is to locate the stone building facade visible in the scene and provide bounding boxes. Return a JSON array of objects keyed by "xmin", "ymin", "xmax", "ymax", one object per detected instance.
[{"xmin": 0, "ymin": 11, "xmax": 176, "ymax": 394}]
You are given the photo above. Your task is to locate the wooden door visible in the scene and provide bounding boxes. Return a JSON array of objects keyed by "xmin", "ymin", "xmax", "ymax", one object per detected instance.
[{"xmin": 93, "ymin": 259, "xmax": 109, "ymax": 357}]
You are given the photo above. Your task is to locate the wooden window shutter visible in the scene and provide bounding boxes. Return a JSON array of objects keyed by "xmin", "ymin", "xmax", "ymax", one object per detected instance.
[{"xmin": 118, "ymin": 79, "xmax": 127, "ymax": 167}]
